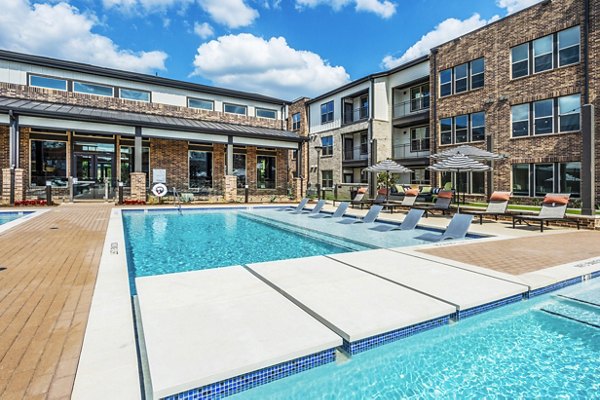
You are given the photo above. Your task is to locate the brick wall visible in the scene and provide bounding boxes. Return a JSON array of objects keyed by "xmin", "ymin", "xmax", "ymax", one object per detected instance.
[
  {"xmin": 590, "ymin": 0, "xmax": 600, "ymax": 203},
  {"xmin": 287, "ymin": 98, "xmax": 309, "ymax": 196},
  {"xmin": 149, "ymin": 138, "xmax": 188, "ymax": 190},
  {"xmin": 212, "ymin": 143, "xmax": 226, "ymax": 193},
  {"xmin": 0, "ymin": 127, "xmax": 8, "ymax": 190}
]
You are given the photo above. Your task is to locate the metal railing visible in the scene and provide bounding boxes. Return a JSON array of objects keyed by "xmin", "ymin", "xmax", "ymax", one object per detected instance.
[
  {"xmin": 393, "ymin": 96, "xmax": 430, "ymax": 119},
  {"xmin": 343, "ymin": 106, "xmax": 369, "ymax": 125},
  {"xmin": 392, "ymin": 142, "xmax": 431, "ymax": 159}
]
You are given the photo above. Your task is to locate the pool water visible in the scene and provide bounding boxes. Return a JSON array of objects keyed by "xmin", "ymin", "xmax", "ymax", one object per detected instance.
[
  {"xmin": 233, "ymin": 280, "xmax": 600, "ymax": 399},
  {"xmin": 0, "ymin": 211, "xmax": 32, "ymax": 225}
]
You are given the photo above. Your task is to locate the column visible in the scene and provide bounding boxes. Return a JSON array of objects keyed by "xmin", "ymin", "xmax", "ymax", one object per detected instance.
[
  {"xmin": 226, "ymin": 142, "xmax": 234, "ymax": 175},
  {"xmin": 581, "ymin": 104, "xmax": 596, "ymax": 215},
  {"xmin": 134, "ymin": 126, "xmax": 142, "ymax": 172},
  {"xmin": 223, "ymin": 175, "xmax": 237, "ymax": 202}
]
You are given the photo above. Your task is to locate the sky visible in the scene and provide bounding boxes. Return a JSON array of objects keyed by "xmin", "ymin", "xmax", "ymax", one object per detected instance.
[{"xmin": 0, "ymin": 0, "xmax": 543, "ymax": 101}]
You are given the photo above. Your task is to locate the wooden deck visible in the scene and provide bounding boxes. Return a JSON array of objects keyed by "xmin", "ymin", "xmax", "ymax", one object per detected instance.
[{"xmin": 0, "ymin": 204, "xmax": 112, "ymax": 400}]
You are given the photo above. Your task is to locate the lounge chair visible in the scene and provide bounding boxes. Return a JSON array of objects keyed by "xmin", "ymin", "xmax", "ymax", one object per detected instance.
[
  {"xmin": 462, "ymin": 191, "xmax": 512, "ymax": 224},
  {"xmin": 338, "ymin": 205, "xmax": 383, "ymax": 225},
  {"xmin": 278, "ymin": 198, "xmax": 308, "ymax": 212},
  {"xmin": 416, "ymin": 214, "xmax": 474, "ymax": 242},
  {"xmin": 295, "ymin": 199, "xmax": 326, "ymax": 215},
  {"xmin": 370, "ymin": 194, "xmax": 387, "ymax": 205},
  {"xmin": 369, "ymin": 209, "xmax": 425, "ymax": 232},
  {"xmin": 310, "ymin": 202, "xmax": 349, "ymax": 219},
  {"xmin": 512, "ymin": 193, "xmax": 578, "ymax": 232},
  {"xmin": 350, "ymin": 192, "xmax": 367, "ymax": 209},
  {"xmin": 412, "ymin": 190, "xmax": 453, "ymax": 217},
  {"xmin": 382, "ymin": 189, "xmax": 420, "ymax": 214}
]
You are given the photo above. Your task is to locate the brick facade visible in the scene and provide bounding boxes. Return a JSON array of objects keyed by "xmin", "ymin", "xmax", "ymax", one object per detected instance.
[
  {"xmin": 287, "ymin": 98, "xmax": 310, "ymax": 198},
  {"xmin": 150, "ymin": 138, "xmax": 188, "ymax": 190}
]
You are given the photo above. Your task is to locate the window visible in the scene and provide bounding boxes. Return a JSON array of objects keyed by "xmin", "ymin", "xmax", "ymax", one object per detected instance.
[
  {"xmin": 257, "ymin": 155, "xmax": 276, "ymax": 189},
  {"xmin": 360, "ymin": 133, "xmax": 368, "ymax": 154},
  {"xmin": 411, "ymin": 168, "xmax": 430, "ymax": 185},
  {"xmin": 29, "ymin": 75, "xmax": 67, "ymax": 91},
  {"xmin": 410, "ymin": 84, "xmax": 430, "ymax": 111},
  {"xmin": 30, "ymin": 140, "xmax": 68, "ymax": 187},
  {"xmin": 534, "ymin": 163, "xmax": 554, "ymax": 196},
  {"xmin": 470, "ymin": 58, "xmax": 484, "ymax": 89},
  {"xmin": 454, "ymin": 115, "xmax": 468, "ymax": 143},
  {"xmin": 321, "ymin": 101, "xmax": 334, "ymax": 124},
  {"xmin": 224, "ymin": 103, "xmax": 247, "ymax": 115},
  {"xmin": 471, "ymin": 112, "xmax": 485, "ymax": 141},
  {"xmin": 440, "ymin": 118, "xmax": 453, "ymax": 145},
  {"xmin": 439, "ymin": 69, "xmax": 452, "ymax": 97},
  {"xmin": 188, "ymin": 98, "xmax": 214, "ymax": 111},
  {"xmin": 454, "ymin": 63, "xmax": 468, "ymax": 94},
  {"xmin": 513, "ymin": 162, "xmax": 581, "ymax": 197},
  {"xmin": 560, "ymin": 162, "xmax": 581, "ymax": 196},
  {"xmin": 512, "ymin": 164, "xmax": 530, "ymax": 196},
  {"xmin": 292, "ymin": 112, "xmax": 301, "ymax": 130},
  {"xmin": 533, "ymin": 35, "xmax": 553, "ymax": 73},
  {"xmin": 558, "ymin": 26, "xmax": 580, "ymax": 67},
  {"xmin": 410, "ymin": 127, "xmax": 430, "ymax": 152},
  {"xmin": 120, "ymin": 146, "xmax": 150, "ymax": 186},
  {"xmin": 73, "ymin": 81, "xmax": 113, "ymax": 97},
  {"xmin": 189, "ymin": 151, "xmax": 213, "ymax": 188},
  {"xmin": 256, "ymin": 108, "xmax": 277, "ymax": 119},
  {"xmin": 471, "ymin": 172, "xmax": 485, "ymax": 194},
  {"xmin": 359, "ymin": 96, "xmax": 369, "ymax": 119},
  {"xmin": 558, "ymin": 94, "xmax": 580, "ymax": 132},
  {"xmin": 120, "ymin": 88, "xmax": 150, "ymax": 102},
  {"xmin": 233, "ymin": 153, "xmax": 246, "ymax": 188},
  {"xmin": 511, "ymin": 43, "xmax": 529, "ymax": 79},
  {"xmin": 321, "ymin": 170, "xmax": 333, "ymax": 189},
  {"xmin": 511, "ymin": 104, "xmax": 530, "ymax": 137},
  {"xmin": 534, "ymin": 99, "xmax": 553, "ymax": 135},
  {"xmin": 321, "ymin": 136, "xmax": 333, "ymax": 156}
]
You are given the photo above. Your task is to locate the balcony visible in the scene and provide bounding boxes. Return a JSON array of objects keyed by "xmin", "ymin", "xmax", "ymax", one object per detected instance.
[
  {"xmin": 392, "ymin": 141, "xmax": 430, "ymax": 160},
  {"xmin": 393, "ymin": 96, "xmax": 430, "ymax": 120},
  {"xmin": 343, "ymin": 105, "xmax": 369, "ymax": 125}
]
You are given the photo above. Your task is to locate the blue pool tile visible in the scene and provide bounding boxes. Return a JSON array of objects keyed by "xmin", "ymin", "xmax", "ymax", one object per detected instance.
[
  {"xmin": 456, "ymin": 294, "xmax": 524, "ymax": 320},
  {"xmin": 528, "ymin": 277, "xmax": 583, "ymax": 298}
]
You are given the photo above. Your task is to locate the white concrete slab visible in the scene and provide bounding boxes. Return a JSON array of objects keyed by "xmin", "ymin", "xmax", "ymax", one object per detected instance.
[
  {"xmin": 136, "ymin": 266, "xmax": 341, "ymax": 399},
  {"xmin": 520, "ymin": 256, "xmax": 600, "ymax": 290},
  {"xmin": 330, "ymin": 250, "xmax": 528, "ymax": 311},
  {"xmin": 247, "ymin": 256, "xmax": 455, "ymax": 343}
]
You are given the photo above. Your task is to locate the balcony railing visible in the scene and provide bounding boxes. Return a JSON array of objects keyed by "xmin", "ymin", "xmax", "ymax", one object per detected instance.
[
  {"xmin": 393, "ymin": 95, "xmax": 430, "ymax": 119},
  {"xmin": 343, "ymin": 106, "xmax": 369, "ymax": 125},
  {"xmin": 392, "ymin": 142, "xmax": 430, "ymax": 160},
  {"xmin": 343, "ymin": 150, "xmax": 368, "ymax": 161}
]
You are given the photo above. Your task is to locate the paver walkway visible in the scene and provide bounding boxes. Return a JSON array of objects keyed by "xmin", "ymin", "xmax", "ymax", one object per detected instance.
[
  {"xmin": 0, "ymin": 204, "xmax": 111, "ymax": 400},
  {"xmin": 419, "ymin": 230, "xmax": 600, "ymax": 275}
]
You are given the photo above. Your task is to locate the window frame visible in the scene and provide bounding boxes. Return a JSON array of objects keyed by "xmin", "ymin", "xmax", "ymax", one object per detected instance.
[
  {"xmin": 470, "ymin": 58, "xmax": 485, "ymax": 90},
  {"xmin": 320, "ymin": 101, "xmax": 334, "ymax": 124},
  {"xmin": 73, "ymin": 81, "xmax": 114, "ymax": 97},
  {"xmin": 321, "ymin": 170, "xmax": 333, "ymax": 189},
  {"xmin": 188, "ymin": 150, "xmax": 214, "ymax": 189},
  {"xmin": 256, "ymin": 108, "xmax": 277, "ymax": 119},
  {"xmin": 558, "ymin": 26, "xmax": 581, "ymax": 67},
  {"xmin": 511, "ymin": 103, "xmax": 530, "ymax": 138},
  {"xmin": 321, "ymin": 135, "xmax": 334, "ymax": 156},
  {"xmin": 440, "ymin": 118, "xmax": 453, "ymax": 145},
  {"xmin": 533, "ymin": 34, "xmax": 554, "ymax": 74},
  {"xmin": 223, "ymin": 103, "xmax": 247, "ymax": 116},
  {"xmin": 28, "ymin": 74, "xmax": 68, "ymax": 92},
  {"xmin": 188, "ymin": 97, "xmax": 214, "ymax": 111},
  {"xmin": 256, "ymin": 154, "xmax": 277, "ymax": 189},
  {"xmin": 558, "ymin": 94, "xmax": 581, "ymax": 133},
  {"xmin": 533, "ymin": 98, "xmax": 555, "ymax": 135},
  {"xmin": 292, "ymin": 112, "xmax": 301, "ymax": 130},
  {"xmin": 29, "ymin": 138, "xmax": 68, "ymax": 187},
  {"xmin": 453, "ymin": 63, "xmax": 469, "ymax": 94},
  {"xmin": 470, "ymin": 112, "xmax": 485, "ymax": 142},
  {"xmin": 119, "ymin": 87, "xmax": 151, "ymax": 103},
  {"xmin": 439, "ymin": 69, "xmax": 452, "ymax": 97},
  {"xmin": 511, "ymin": 43, "xmax": 530, "ymax": 79}
]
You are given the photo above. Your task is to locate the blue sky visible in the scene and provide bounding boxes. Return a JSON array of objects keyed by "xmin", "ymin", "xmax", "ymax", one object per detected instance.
[{"xmin": 0, "ymin": 0, "xmax": 542, "ymax": 100}]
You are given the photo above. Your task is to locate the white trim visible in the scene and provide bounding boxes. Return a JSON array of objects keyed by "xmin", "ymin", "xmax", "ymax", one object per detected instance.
[
  {"xmin": 0, "ymin": 114, "xmax": 8, "ymax": 124},
  {"xmin": 232, "ymin": 136, "xmax": 297, "ymax": 149},
  {"xmin": 142, "ymin": 127, "xmax": 228, "ymax": 143},
  {"xmin": 19, "ymin": 116, "xmax": 135, "ymax": 135}
]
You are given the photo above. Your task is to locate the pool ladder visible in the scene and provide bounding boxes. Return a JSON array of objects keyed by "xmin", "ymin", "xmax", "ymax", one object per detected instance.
[{"xmin": 173, "ymin": 187, "xmax": 183, "ymax": 215}]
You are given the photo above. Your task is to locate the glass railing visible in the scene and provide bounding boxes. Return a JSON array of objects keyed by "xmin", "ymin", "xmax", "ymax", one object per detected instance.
[
  {"xmin": 392, "ymin": 142, "xmax": 430, "ymax": 159},
  {"xmin": 343, "ymin": 106, "xmax": 369, "ymax": 125},
  {"xmin": 393, "ymin": 96, "xmax": 430, "ymax": 119}
]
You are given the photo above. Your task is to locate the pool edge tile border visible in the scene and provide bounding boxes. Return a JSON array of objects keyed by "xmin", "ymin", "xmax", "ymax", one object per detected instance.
[
  {"xmin": 456, "ymin": 294, "xmax": 525, "ymax": 320},
  {"xmin": 0, "ymin": 208, "xmax": 49, "ymax": 235}
]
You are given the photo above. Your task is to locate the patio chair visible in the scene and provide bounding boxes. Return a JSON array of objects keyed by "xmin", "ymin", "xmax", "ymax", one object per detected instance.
[
  {"xmin": 512, "ymin": 193, "xmax": 578, "ymax": 232},
  {"xmin": 295, "ymin": 199, "xmax": 326, "ymax": 215},
  {"xmin": 412, "ymin": 190, "xmax": 453, "ymax": 217},
  {"xmin": 462, "ymin": 191, "xmax": 512, "ymax": 224},
  {"xmin": 416, "ymin": 214, "xmax": 474, "ymax": 242},
  {"xmin": 310, "ymin": 202, "xmax": 349, "ymax": 219},
  {"xmin": 370, "ymin": 193, "xmax": 387, "ymax": 205},
  {"xmin": 350, "ymin": 192, "xmax": 367, "ymax": 209},
  {"xmin": 369, "ymin": 209, "xmax": 425, "ymax": 232},
  {"xmin": 338, "ymin": 205, "xmax": 383, "ymax": 225},
  {"xmin": 277, "ymin": 197, "xmax": 308, "ymax": 212}
]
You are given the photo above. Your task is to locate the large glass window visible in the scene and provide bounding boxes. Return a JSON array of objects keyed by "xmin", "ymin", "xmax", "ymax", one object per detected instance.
[
  {"xmin": 511, "ymin": 43, "xmax": 529, "ymax": 79},
  {"xmin": 470, "ymin": 58, "xmax": 484, "ymax": 89},
  {"xmin": 120, "ymin": 146, "xmax": 150, "ymax": 186},
  {"xmin": 292, "ymin": 112, "xmax": 301, "ymax": 130},
  {"xmin": 73, "ymin": 81, "xmax": 113, "ymax": 97},
  {"xmin": 533, "ymin": 35, "xmax": 553, "ymax": 73},
  {"xmin": 30, "ymin": 140, "xmax": 68, "ymax": 187},
  {"xmin": 321, "ymin": 170, "xmax": 333, "ymax": 188},
  {"xmin": 511, "ymin": 104, "xmax": 530, "ymax": 137},
  {"xmin": 321, "ymin": 135, "xmax": 333, "ymax": 156},
  {"xmin": 471, "ymin": 112, "xmax": 485, "ymax": 141},
  {"xmin": 410, "ymin": 84, "xmax": 430, "ymax": 111},
  {"xmin": 454, "ymin": 63, "xmax": 468, "ymax": 94},
  {"xmin": 321, "ymin": 101, "xmax": 334, "ymax": 124},
  {"xmin": 440, "ymin": 118, "xmax": 452, "ymax": 145},
  {"xmin": 224, "ymin": 103, "xmax": 247, "ymax": 115},
  {"xmin": 558, "ymin": 26, "xmax": 580, "ymax": 66},
  {"xmin": 560, "ymin": 162, "xmax": 581, "ymax": 196},
  {"xmin": 558, "ymin": 94, "xmax": 581, "ymax": 132},
  {"xmin": 512, "ymin": 164, "xmax": 530, "ymax": 196},
  {"xmin": 454, "ymin": 115, "xmax": 468, "ymax": 143},
  {"xmin": 534, "ymin": 99, "xmax": 554, "ymax": 135},
  {"xmin": 256, "ymin": 108, "xmax": 277, "ymax": 119},
  {"xmin": 439, "ymin": 69, "xmax": 452, "ymax": 97},
  {"xmin": 410, "ymin": 127, "xmax": 430, "ymax": 152},
  {"xmin": 471, "ymin": 172, "xmax": 485, "ymax": 194},
  {"xmin": 189, "ymin": 151, "xmax": 213, "ymax": 189},
  {"xmin": 233, "ymin": 153, "xmax": 246, "ymax": 188},
  {"xmin": 29, "ymin": 75, "xmax": 67, "ymax": 91},
  {"xmin": 188, "ymin": 98, "xmax": 214, "ymax": 111},
  {"xmin": 120, "ymin": 88, "xmax": 150, "ymax": 102},
  {"xmin": 257, "ymin": 155, "xmax": 276, "ymax": 189},
  {"xmin": 360, "ymin": 133, "xmax": 368, "ymax": 154},
  {"xmin": 534, "ymin": 163, "xmax": 554, "ymax": 196}
]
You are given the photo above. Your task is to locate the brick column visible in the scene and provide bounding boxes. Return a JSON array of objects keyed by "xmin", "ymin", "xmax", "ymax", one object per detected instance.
[
  {"xmin": 130, "ymin": 172, "xmax": 147, "ymax": 202},
  {"xmin": 1, "ymin": 168, "xmax": 10, "ymax": 205},
  {"xmin": 14, "ymin": 168, "xmax": 25, "ymax": 202},
  {"xmin": 223, "ymin": 175, "xmax": 238, "ymax": 202}
]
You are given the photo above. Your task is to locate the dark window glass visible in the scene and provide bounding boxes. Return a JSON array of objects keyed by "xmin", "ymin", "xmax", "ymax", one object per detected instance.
[
  {"xmin": 224, "ymin": 103, "xmax": 247, "ymax": 115},
  {"xmin": 512, "ymin": 164, "xmax": 530, "ymax": 196},
  {"xmin": 188, "ymin": 98, "xmax": 213, "ymax": 110},
  {"xmin": 410, "ymin": 84, "xmax": 429, "ymax": 111},
  {"xmin": 439, "ymin": 69, "xmax": 452, "ymax": 97},
  {"xmin": 511, "ymin": 104, "xmax": 530, "ymax": 137},
  {"xmin": 534, "ymin": 99, "xmax": 554, "ymax": 135},
  {"xmin": 360, "ymin": 133, "xmax": 368, "ymax": 154},
  {"xmin": 558, "ymin": 26, "xmax": 580, "ymax": 66},
  {"xmin": 534, "ymin": 163, "xmax": 554, "ymax": 196},
  {"xmin": 233, "ymin": 153, "xmax": 246, "ymax": 188},
  {"xmin": 256, "ymin": 108, "xmax": 276, "ymax": 119},
  {"xmin": 73, "ymin": 81, "xmax": 113, "ymax": 97},
  {"xmin": 120, "ymin": 88, "xmax": 150, "ymax": 102},
  {"xmin": 470, "ymin": 58, "xmax": 484, "ymax": 89},
  {"xmin": 30, "ymin": 75, "xmax": 67, "ymax": 91},
  {"xmin": 558, "ymin": 94, "xmax": 580, "ymax": 132},
  {"xmin": 189, "ymin": 151, "xmax": 213, "ymax": 189},
  {"xmin": 257, "ymin": 155, "xmax": 276, "ymax": 189},
  {"xmin": 292, "ymin": 112, "xmax": 301, "ymax": 130},
  {"xmin": 410, "ymin": 127, "xmax": 429, "ymax": 151},
  {"xmin": 511, "ymin": 43, "xmax": 529, "ymax": 79},
  {"xmin": 321, "ymin": 170, "xmax": 333, "ymax": 188},
  {"xmin": 471, "ymin": 172, "xmax": 485, "ymax": 194},
  {"xmin": 321, "ymin": 136, "xmax": 333, "ymax": 156},
  {"xmin": 454, "ymin": 63, "xmax": 468, "ymax": 93},
  {"xmin": 120, "ymin": 146, "xmax": 150, "ymax": 186},
  {"xmin": 440, "ymin": 118, "xmax": 452, "ymax": 145},
  {"xmin": 471, "ymin": 112, "xmax": 485, "ymax": 141},
  {"xmin": 30, "ymin": 140, "xmax": 68, "ymax": 187},
  {"xmin": 533, "ymin": 35, "xmax": 553, "ymax": 73},
  {"xmin": 321, "ymin": 101, "xmax": 334, "ymax": 124},
  {"xmin": 560, "ymin": 162, "xmax": 580, "ymax": 197},
  {"xmin": 454, "ymin": 115, "xmax": 468, "ymax": 143}
]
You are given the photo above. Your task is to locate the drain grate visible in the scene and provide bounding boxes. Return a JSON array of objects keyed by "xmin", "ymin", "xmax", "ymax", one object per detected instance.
[
  {"xmin": 0, "ymin": 267, "xmax": 6, "ymax": 272},
  {"xmin": 50, "ymin": 227, "xmax": 59, "ymax": 230}
]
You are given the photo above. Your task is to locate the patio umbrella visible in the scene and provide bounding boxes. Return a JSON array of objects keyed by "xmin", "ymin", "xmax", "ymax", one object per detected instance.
[
  {"xmin": 430, "ymin": 145, "xmax": 506, "ymax": 161},
  {"xmin": 428, "ymin": 153, "xmax": 490, "ymax": 212},
  {"xmin": 363, "ymin": 159, "xmax": 412, "ymax": 202}
]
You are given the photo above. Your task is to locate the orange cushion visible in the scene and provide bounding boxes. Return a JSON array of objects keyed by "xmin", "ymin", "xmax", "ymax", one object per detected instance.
[
  {"xmin": 405, "ymin": 188, "xmax": 419, "ymax": 197},
  {"xmin": 543, "ymin": 195, "xmax": 569, "ymax": 205},
  {"xmin": 437, "ymin": 191, "xmax": 453, "ymax": 199},
  {"xmin": 357, "ymin": 187, "xmax": 367, "ymax": 194},
  {"xmin": 490, "ymin": 192, "xmax": 511, "ymax": 202}
]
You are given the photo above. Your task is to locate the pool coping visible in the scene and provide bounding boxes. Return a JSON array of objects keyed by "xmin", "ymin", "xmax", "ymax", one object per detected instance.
[{"xmin": 0, "ymin": 208, "xmax": 49, "ymax": 235}]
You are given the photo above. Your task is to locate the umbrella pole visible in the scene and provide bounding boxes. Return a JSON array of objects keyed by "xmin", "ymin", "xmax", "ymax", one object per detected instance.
[
  {"xmin": 386, "ymin": 170, "xmax": 390, "ymax": 203},
  {"xmin": 456, "ymin": 170, "xmax": 461, "ymax": 213}
]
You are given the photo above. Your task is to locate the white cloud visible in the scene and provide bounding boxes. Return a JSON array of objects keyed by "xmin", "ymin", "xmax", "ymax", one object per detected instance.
[
  {"xmin": 191, "ymin": 33, "xmax": 350, "ymax": 99},
  {"xmin": 0, "ymin": 0, "xmax": 167, "ymax": 74},
  {"xmin": 496, "ymin": 0, "xmax": 543, "ymax": 14},
  {"xmin": 193, "ymin": 22, "xmax": 214, "ymax": 39},
  {"xmin": 382, "ymin": 14, "xmax": 493, "ymax": 69},
  {"xmin": 296, "ymin": 0, "xmax": 396, "ymax": 18}
]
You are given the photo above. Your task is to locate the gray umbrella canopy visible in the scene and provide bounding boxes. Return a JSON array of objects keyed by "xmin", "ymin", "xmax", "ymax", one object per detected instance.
[
  {"xmin": 431, "ymin": 145, "xmax": 506, "ymax": 161},
  {"xmin": 363, "ymin": 159, "xmax": 412, "ymax": 201}
]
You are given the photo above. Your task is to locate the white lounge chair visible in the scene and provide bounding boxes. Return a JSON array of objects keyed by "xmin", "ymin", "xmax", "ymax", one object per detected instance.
[
  {"xmin": 416, "ymin": 214, "xmax": 473, "ymax": 241},
  {"xmin": 337, "ymin": 205, "xmax": 383, "ymax": 225},
  {"xmin": 295, "ymin": 199, "xmax": 326, "ymax": 215},
  {"xmin": 512, "ymin": 193, "xmax": 577, "ymax": 232},
  {"xmin": 310, "ymin": 202, "xmax": 348, "ymax": 219},
  {"xmin": 369, "ymin": 209, "xmax": 425, "ymax": 232},
  {"xmin": 278, "ymin": 198, "xmax": 309, "ymax": 213}
]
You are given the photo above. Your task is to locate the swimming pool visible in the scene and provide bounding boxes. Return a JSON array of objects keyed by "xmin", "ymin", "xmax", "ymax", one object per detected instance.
[
  {"xmin": 232, "ymin": 278, "xmax": 600, "ymax": 399},
  {"xmin": 0, "ymin": 211, "xmax": 33, "ymax": 225}
]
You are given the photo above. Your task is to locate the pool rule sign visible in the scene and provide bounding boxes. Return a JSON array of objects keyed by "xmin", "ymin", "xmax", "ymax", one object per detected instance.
[{"xmin": 152, "ymin": 169, "xmax": 168, "ymax": 197}]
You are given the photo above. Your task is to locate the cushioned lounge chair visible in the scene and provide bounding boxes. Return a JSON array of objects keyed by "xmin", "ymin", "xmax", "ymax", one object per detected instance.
[
  {"xmin": 416, "ymin": 214, "xmax": 474, "ymax": 242},
  {"xmin": 350, "ymin": 192, "xmax": 367, "ymax": 209},
  {"xmin": 338, "ymin": 205, "xmax": 383, "ymax": 225},
  {"xmin": 512, "ymin": 193, "xmax": 578, "ymax": 232},
  {"xmin": 278, "ymin": 198, "xmax": 308, "ymax": 212},
  {"xmin": 412, "ymin": 190, "xmax": 453, "ymax": 217},
  {"xmin": 310, "ymin": 202, "xmax": 349, "ymax": 219},
  {"xmin": 462, "ymin": 191, "xmax": 512, "ymax": 224},
  {"xmin": 369, "ymin": 209, "xmax": 425, "ymax": 232},
  {"xmin": 292, "ymin": 199, "xmax": 326, "ymax": 215}
]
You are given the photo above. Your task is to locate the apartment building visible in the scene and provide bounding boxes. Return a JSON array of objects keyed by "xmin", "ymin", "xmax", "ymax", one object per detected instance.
[
  {"xmin": 0, "ymin": 50, "xmax": 304, "ymax": 204},
  {"xmin": 305, "ymin": 56, "xmax": 430, "ymax": 193}
]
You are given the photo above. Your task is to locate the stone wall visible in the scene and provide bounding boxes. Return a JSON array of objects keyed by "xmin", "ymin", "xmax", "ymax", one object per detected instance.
[{"xmin": 287, "ymin": 97, "xmax": 310, "ymax": 198}]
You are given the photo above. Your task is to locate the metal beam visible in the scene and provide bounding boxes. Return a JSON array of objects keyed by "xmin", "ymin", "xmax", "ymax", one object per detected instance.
[
  {"xmin": 581, "ymin": 104, "xmax": 595, "ymax": 215},
  {"xmin": 9, "ymin": 111, "xmax": 19, "ymax": 168},
  {"xmin": 134, "ymin": 126, "xmax": 142, "ymax": 173}
]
